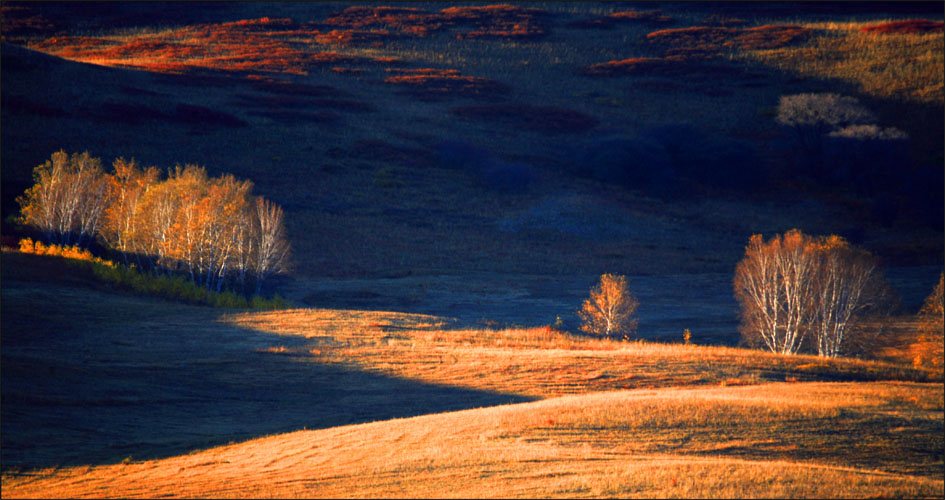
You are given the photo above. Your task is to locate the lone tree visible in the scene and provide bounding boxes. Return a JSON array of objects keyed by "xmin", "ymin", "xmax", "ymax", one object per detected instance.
[
  {"xmin": 578, "ymin": 273, "xmax": 639, "ymax": 338},
  {"xmin": 734, "ymin": 229, "xmax": 892, "ymax": 357}
]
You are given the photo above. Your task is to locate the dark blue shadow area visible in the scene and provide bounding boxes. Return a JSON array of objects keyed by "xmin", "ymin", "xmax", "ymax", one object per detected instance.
[{"xmin": 0, "ymin": 277, "xmax": 534, "ymax": 471}]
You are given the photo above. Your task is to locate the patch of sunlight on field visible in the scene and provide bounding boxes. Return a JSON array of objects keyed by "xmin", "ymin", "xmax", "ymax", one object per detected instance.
[
  {"xmin": 3, "ymin": 382, "xmax": 941, "ymax": 499},
  {"xmin": 222, "ymin": 307, "xmax": 939, "ymax": 398},
  {"xmin": 740, "ymin": 20, "xmax": 944, "ymax": 103}
]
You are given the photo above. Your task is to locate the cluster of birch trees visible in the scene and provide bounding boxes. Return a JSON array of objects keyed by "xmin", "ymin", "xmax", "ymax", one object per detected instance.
[
  {"xmin": 17, "ymin": 150, "xmax": 290, "ymax": 294},
  {"xmin": 733, "ymin": 229, "xmax": 891, "ymax": 357}
]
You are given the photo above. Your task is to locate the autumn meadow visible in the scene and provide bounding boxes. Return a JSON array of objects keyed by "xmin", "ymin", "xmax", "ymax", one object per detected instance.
[{"xmin": 1, "ymin": 2, "xmax": 943, "ymax": 498}]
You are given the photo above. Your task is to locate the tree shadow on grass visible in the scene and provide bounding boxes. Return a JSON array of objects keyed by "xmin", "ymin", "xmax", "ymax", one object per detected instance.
[{"xmin": 0, "ymin": 276, "xmax": 534, "ymax": 472}]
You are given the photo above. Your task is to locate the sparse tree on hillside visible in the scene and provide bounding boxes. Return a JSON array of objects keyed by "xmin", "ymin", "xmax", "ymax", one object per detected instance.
[
  {"xmin": 578, "ymin": 273, "xmax": 639, "ymax": 338},
  {"xmin": 911, "ymin": 272, "xmax": 944, "ymax": 371}
]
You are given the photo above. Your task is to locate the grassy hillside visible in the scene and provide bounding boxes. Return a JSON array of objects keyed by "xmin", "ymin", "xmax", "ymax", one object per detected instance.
[
  {"xmin": 2, "ymin": 254, "xmax": 942, "ymax": 497},
  {"xmin": 1, "ymin": 2, "xmax": 943, "ymax": 498},
  {"xmin": 3, "ymin": 384, "xmax": 942, "ymax": 498}
]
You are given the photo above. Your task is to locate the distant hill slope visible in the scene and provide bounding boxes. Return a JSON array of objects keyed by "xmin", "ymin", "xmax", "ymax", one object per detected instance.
[{"xmin": 2, "ymin": 2, "xmax": 942, "ymax": 279}]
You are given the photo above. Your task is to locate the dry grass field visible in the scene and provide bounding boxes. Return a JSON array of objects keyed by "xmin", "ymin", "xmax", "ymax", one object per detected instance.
[
  {"xmin": 3, "ymin": 377, "xmax": 942, "ymax": 498},
  {"xmin": 2, "ymin": 251, "xmax": 943, "ymax": 498}
]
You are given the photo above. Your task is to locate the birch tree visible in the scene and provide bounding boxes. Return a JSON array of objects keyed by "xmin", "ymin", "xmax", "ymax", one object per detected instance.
[
  {"xmin": 735, "ymin": 229, "xmax": 890, "ymax": 357},
  {"xmin": 252, "ymin": 196, "xmax": 290, "ymax": 294},
  {"xmin": 578, "ymin": 273, "xmax": 639, "ymax": 338}
]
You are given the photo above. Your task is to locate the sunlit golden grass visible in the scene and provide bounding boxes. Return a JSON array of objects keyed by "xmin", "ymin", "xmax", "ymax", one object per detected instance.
[
  {"xmin": 740, "ymin": 19, "xmax": 944, "ymax": 103},
  {"xmin": 4, "ymin": 382, "xmax": 941, "ymax": 498},
  {"xmin": 224, "ymin": 308, "xmax": 939, "ymax": 399}
]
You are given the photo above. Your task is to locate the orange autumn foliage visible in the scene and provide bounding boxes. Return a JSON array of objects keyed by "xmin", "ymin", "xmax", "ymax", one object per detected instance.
[{"xmin": 577, "ymin": 274, "xmax": 639, "ymax": 339}]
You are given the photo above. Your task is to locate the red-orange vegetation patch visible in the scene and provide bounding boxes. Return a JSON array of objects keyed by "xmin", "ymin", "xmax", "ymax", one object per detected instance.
[
  {"xmin": 25, "ymin": 16, "xmax": 394, "ymax": 76},
  {"xmin": 441, "ymin": 4, "xmax": 547, "ymax": 39},
  {"xmin": 578, "ymin": 55, "xmax": 737, "ymax": 78},
  {"xmin": 736, "ymin": 25, "xmax": 811, "ymax": 49},
  {"xmin": 578, "ymin": 57, "xmax": 678, "ymax": 76},
  {"xmin": 450, "ymin": 104, "xmax": 598, "ymax": 134},
  {"xmin": 31, "ymin": 36, "xmax": 116, "ymax": 58},
  {"xmin": 97, "ymin": 39, "xmax": 207, "ymax": 60},
  {"xmin": 323, "ymin": 4, "xmax": 548, "ymax": 40},
  {"xmin": 323, "ymin": 6, "xmax": 446, "ymax": 36},
  {"xmin": 646, "ymin": 24, "xmax": 810, "ymax": 53},
  {"xmin": 383, "ymin": 68, "xmax": 509, "ymax": 100},
  {"xmin": 314, "ymin": 29, "xmax": 400, "ymax": 47},
  {"xmin": 569, "ymin": 10, "xmax": 673, "ymax": 29},
  {"xmin": 860, "ymin": 20, "xmax": 944, "ymax": 35}
]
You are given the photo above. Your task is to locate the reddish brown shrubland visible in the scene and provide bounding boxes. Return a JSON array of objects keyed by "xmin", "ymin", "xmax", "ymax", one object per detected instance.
[
  {"xmin": 314, "ymin": 29, "xmax": 399, "ymax": 47},
  {"xmin": 569, "ymin": 10, "xmax": 672, "ymax": 29},
  {"xmin": 440, "ymin": 4, "xmax": 547, "ymax": 39},
  {"xmin": 646, "ymin": 24, "xmax": 810, "ymax": 53},
  {"xmin": 450, "ymin": 104, "xmax": 598, "ymax": 134},
  {"xmin": 383, "ymin": 68, "xmax": 509, "ymax": 100},
  {"xmin": 579, "ymin": 57, "xmax": 681, "ymax": 76},
  {"xmin": 323, "ymin": 6, "xmax": 446, "ymax": 36},
  {"xmin": 578, "ymin": 55, "xmax": 741, "ymax": 78},
  {"xmin": 323, "ymin": 4, "xmax": 548, "ymax": 40},
  {"xmin": 860, "ymin": 20, "xmax": 944, "ymax": 35},
  {"xmin": 25, "ymin": 17, "xmax": 393, "ymax": 77}
]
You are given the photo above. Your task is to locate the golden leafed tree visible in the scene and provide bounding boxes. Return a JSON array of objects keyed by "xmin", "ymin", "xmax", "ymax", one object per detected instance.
[
  {"xmin": 911, "ymin": 272, "xmax": 944, "ymax": 371},
  {"xmin": 735, "ymin": 229, "xmax": 893, "ymax": 357},
  {"xmin": 17, "ymin": 149, "xmax": 293, "ymax": 297},
  {"xmin": 17, "ymin": 150, "xmax": 107, "ymax": 247},
  {"xmin": 578, "ymin": 273, "xmax": 639, "ymax": 338},
  {"xmin": 100, "ymin": 157, "xmax": 160, "ymax": 265}
]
